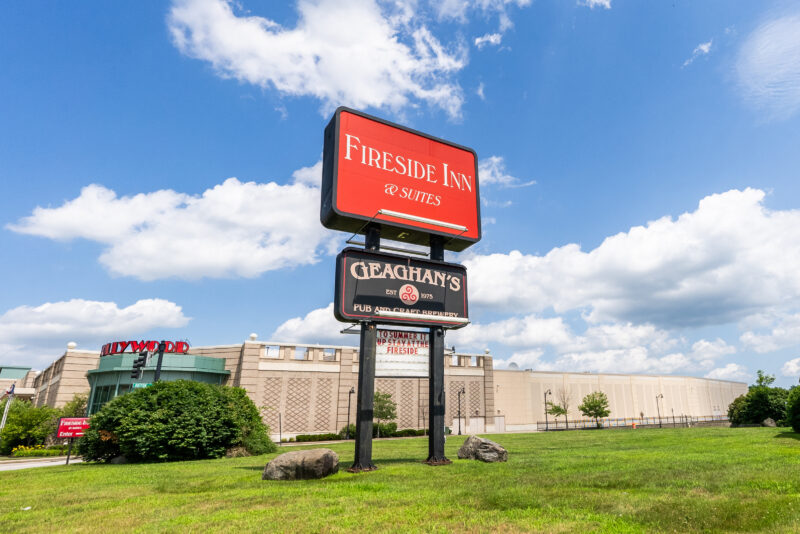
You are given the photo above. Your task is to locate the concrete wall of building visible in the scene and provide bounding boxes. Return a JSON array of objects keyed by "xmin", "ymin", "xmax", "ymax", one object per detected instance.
[
  {"xmin": 33, "ymin": 348, "xmax": 99, "ymax": 409},
  {"xmin": 493, "ymin": 370, "xmax": 747, "ymax": 428}
]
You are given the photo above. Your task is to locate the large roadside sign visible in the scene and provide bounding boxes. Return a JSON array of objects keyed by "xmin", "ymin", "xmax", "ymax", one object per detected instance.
[
  {"xmin": 321, "ymin": 107, "xmax": 481, "ymax": 251},
  {"xmin": 57, "ymin": 417, "xmax": 90, "ymax": 439},
  {"xmin": 334, "ymin": 247, "xmax": 468, "ymax": 328}
]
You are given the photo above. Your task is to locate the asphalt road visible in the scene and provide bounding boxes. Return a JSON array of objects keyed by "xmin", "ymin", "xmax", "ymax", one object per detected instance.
[{"xmin": 0, "ymin": 457, "xmax": 82, "ymax": 471}]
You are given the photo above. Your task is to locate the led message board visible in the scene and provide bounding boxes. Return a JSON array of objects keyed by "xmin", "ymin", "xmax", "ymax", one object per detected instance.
[
  {"xmin": 334, "ymin": 247, "xmax": 468, "ymax": 329},
  {"xmin": 321, "ymin": 107, "xmax": 480, "ymax": 251},
  {"xmin": 376, "ymin": 328, "xmax": 429, "ymax": 378}
]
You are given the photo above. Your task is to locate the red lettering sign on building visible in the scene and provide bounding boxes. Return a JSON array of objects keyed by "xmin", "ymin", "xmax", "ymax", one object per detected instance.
[
  {"xmin": 100, "ymin": 341, "xmax": 190, "ymax": 357},
  {"xmin": 321, "ymin": 107, "xmax": 481, "ymax": 251},
  {"xmin": 57, "ymin": 417, "xmax": 90, "ymax": 439}
]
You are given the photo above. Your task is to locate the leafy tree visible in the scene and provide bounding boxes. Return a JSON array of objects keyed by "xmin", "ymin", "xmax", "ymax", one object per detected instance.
[
  {"xmin": 373, "ymin": 391, "xmax": 397, "ymax": 438},
  {"xmin": 0, "ymin": 400, "xmax": 60, "ymax": 454},
  {"xmin": 546, "ymin": 402, "xmax": 567, "ymax": 427},
  {"xmin": 755, "ymin": 370, "xmax": 776, "ymax": 388},
  {"xmin": 77, "ymin": 380, "xmax": 275, "ymax": 462},
  {"xmin": 786, "ymin": 387, "xmax": 800, "ymax": 433},
  {"xmin": 60, "ymin": 393, "xmax": 88, "ymax": 418},
  {"xmin": 579, "ymin": 391, "xmax": 611, "ymax": 427},
  {"xmin": 557, "ymin": 388, "xmax": 573, "ymax": 429}
]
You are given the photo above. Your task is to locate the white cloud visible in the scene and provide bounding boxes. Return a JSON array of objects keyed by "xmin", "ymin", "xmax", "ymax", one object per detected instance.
[
  {"xmin": 782, "ymin": 357, "xmax": 800, "ymax": 377},
  {"xmin": 683, "ymin": 39, "xmax": 713, "ymax": 68},
  {"xmin": 741, "ymin": 312, "xmax": 800, "ymax": 353},
  {"xmin": 0, "ymin": 299, "xmax": 189, "ymax": 368},
  {"xmin": 475, "ymin": 33, "xmax": 502, "ymax": 49},
  {"xmin": 580, "ymin": 0, "xmax": 611, "ymax": 9},
  {"xmin": 271, "ymin": 303, "xmax": 351, "ymax": 346},
  {"xmin": 476, "ymin": 82, "xmax": 486, "ymax": 100},
  {"xmin": 737, "ymin": 14, "xmax": 800, "ymax": 120},
  {"xmin": 479, "ymin": 156, "xmax": 535, "ymax": 187},
  {"xmin": 169, "ymin": 0, "xmax": 467, "ymax": 118},
  {"xmin": 465, "ymin": 188, "xmax": 800, "ymax": 328},
  {"xmin": 705, "ymin": 363, "xmax": 749, "ymax": 382},
  {"xmin": 291, "ymin": 159, "xmax": 323, "ymax": 187},
  {"xmin": 8, "ymin": 172, "xmax": 340, "ymax": 280}
]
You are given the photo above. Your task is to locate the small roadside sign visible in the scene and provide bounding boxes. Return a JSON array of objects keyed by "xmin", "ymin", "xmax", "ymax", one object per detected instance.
[{"xmin": 132, "ymin": 383, "xmax": 152, "ymax": 389}]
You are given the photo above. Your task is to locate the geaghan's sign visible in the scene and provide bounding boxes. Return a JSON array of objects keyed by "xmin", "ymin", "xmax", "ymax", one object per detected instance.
[
  {"xmin": 334, "ymin": 247, "xmax": 468, "ymax": 328},
  {"xmin": 57, "ymin": 417, "xmax": 90, "ymax": 439},
  {"xmin": 100, "ymin": 340, "xmax": 189, "ymax": 357},
  {"xmin": 321, "ymin": 107, "xmax": 481, "ymax": 251},
  {"xmin": 376, "ymin": 329, "xmax": 429, "ymax": 378}
]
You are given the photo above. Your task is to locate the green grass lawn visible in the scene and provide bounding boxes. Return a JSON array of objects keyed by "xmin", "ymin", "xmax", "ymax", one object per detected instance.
[{"xmin": 1, "ymin": 427, "xmax": 799, "ymax": 533}]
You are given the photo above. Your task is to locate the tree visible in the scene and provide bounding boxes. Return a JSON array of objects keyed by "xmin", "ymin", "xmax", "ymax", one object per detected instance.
[
  {"xmin": 557, "ymin": 388, "xmax": 573, "ymax": 429},
  {"xmin": 787, "ymin": 387, "xmax": 800, "ymax": 433},
  {"xmin": 579, "ymin": 391, "xmax": 611, "ymax": 427},
  {"xmin": 60, "ymin": 393, "xmax": 88, "ymax": 418},
  {"xmin": 546, "ymin": 402, "xmax": 567, "ymax": 427},
  {"xmin": 0, "ymin": 400, "xmax": 60, "ymax": 454},
  {"xmin": 755, "ymin": 370, "xmax": 776, "ymax": 388},
  {"xmin": 373, "ymin": 391, "xmax": 397, "ymax": 438}
]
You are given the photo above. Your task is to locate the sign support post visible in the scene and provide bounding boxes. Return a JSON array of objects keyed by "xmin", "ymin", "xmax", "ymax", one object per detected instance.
[
  {"xmin": 350, "ymin": 224, "xmax": 380, "ymax": 472},
  {"xmin": 65, "ymin": 438, "xmax": 73, "ymax": 465},
  {"xmin": 426, "ymin": 236, "xmax": 450, "ymax": 465}
]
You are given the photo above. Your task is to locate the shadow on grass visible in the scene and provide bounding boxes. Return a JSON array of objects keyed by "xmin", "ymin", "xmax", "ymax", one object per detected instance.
[{"xmin": 773, "ymin": 431, "xmax": 800, "ymax": 441}]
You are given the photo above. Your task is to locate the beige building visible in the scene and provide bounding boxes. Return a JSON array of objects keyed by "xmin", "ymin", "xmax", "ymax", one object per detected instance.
[
  {"xmin": 494, "ymin": 369, "xmax": 747, "ymax": 431},
  {"xmin": 28, "ymin": 337, "xmax": 746, "ymax": 436}
]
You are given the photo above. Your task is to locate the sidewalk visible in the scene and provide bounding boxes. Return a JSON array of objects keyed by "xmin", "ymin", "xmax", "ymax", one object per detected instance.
[{"xmin": 0, "ymin": 456, "xmax": 82, "ymax": 472}]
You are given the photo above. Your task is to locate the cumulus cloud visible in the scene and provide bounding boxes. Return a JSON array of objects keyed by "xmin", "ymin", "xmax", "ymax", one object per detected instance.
[
  {"xmin": 782, "ymin": 357, "xmax": 800, "ymax": 378},
  {"xmin": 8, "ymin": 172, "xmax": 340, "ymax": 280},
  {"xmin": 737, "ymin": 14, "xmax": 800, "ymax": 120},
  {"xmin": 479, "ymin": 156, "xmax": 535, "ymax": 188},
  {"xmin": 0, "ymin": 299, "xmax": 189, "ymax": 368},
  {"xmin": 271, "ymin": 303, "xmax": 353, "ymax": 345},
  {"xmin": 683, "ymin": 39, "xmax": 713, "ymax": 68},
  {"xmin": 435, "ymin": 0, "xmax": 531, "ymax": 32},
  {"xmin": 705, "ymin": 363, "xmax": 749, "ymax": 382},
  {"xmin": 740, "ymin": 311, "xmax": 800, "ymax": 353},
  {"xmin": 168, "ymin": 0, "xmax": 467, "ymax": 118},
  {"xmin": 465, "ymin": 188, "xmax": 800, "ymax": 328}
]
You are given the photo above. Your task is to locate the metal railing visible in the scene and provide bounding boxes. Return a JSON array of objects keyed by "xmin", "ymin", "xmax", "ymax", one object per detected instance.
[{"xmin": 537, "ymin": 414, "xmax": 728, "ymax": 431}]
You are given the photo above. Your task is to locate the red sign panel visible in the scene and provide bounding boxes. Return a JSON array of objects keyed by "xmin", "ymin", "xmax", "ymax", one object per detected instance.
[
  {"xmin": 57, "ymin": 417, "xmax": 90, "ymax": 439},
  {"xmin": 321, "ymin": 107, "xmax": 480, "ymax": 251},
  {"xmin": 101, "ymin": 340, "xmax": 189, "ymax": 357}
]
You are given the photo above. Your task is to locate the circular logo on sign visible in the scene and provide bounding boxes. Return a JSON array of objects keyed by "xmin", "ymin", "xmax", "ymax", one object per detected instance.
[{"xmin": 399, "ymin": 284, "xmax": 419, "ymax": 305}]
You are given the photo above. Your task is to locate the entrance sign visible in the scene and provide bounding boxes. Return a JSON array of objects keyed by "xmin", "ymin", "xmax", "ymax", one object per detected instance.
[
  {"xmin": 57, "ymin": 417, "xmax": 90, "ymax": 438},
  {"xmin": 321, "ymin": 107, "xmax": 481, "ymax": 251},
  {"xmin": 376, "ymin": 329, "xmax": 429, "ymax": 378},
  {"xmin": 334, "ymin": 247, "xmax": 468, "ymax": 328}
]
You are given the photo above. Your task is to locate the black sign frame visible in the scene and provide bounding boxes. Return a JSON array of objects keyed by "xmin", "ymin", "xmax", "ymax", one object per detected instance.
[{"xmin": 334, "ymin": 247, "xmax": 468, "ymax": 329}]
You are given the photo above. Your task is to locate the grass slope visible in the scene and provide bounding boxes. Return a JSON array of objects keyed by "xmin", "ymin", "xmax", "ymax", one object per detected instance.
[{"xmin": 1, "ymin": 428, "xmax": 799, "ymax": 533}]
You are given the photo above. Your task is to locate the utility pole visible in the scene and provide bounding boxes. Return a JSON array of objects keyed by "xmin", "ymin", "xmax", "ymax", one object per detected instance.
[
  {"xmin": 544, "ymin": 389, "xmax": 552, "ymax": 431},
  {"xmin": 656, "ymin": 393, "xmax": 663, "ymax": 428}
]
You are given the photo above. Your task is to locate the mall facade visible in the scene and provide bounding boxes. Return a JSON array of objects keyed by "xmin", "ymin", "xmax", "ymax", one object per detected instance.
[{"xmin": 28, "ymin": 336, "xmax": 747, "ymax": 436}]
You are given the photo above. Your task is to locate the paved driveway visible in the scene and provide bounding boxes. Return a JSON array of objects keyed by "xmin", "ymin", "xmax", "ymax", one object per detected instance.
[{"xmin": 0, "ymin": 457, "xmax": 82, "ymax": 471}]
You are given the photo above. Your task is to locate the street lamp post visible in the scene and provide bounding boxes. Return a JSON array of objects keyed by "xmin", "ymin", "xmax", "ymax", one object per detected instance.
[
  {"xmin": 457, "ymin": 387, "xmax": 465, "ymax": 435},
  {"xmin": 346, "ymin": 387, "xmax": 355, "ymax": 439},
  {"xmin": 656, "ymin": 394, "xmax": 663, "ymax": 428},
  {"xmin": 544, "ymin": 389, "xmax": 552, "ymax": 431}
]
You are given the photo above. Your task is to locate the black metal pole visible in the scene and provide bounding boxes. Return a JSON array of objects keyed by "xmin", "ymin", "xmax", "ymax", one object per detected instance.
[
  {"xmin": 347, "ymin": 387, "xmax": 354, "ymax": 439},
  {"xmin": 351, "ymin": 321, "xmax": 377, "ymax": 471},
  {"xmin": 65, "ymin": 438, "xmax": 73, "ymax": 465},
  {"xmin": 544, "ymin": 389, "xmax": 550, "ymax": 431},
  {"xmin": 656, "ymin": 395, "xmax": 662, "ymax": 428},
  {"xmin": 154, "ymin": 341, "xmax": 166, "ymax": 382},
  {"xmin": 457, "ymin": 389, "xmax": 462, "ymax": 435},
  {"xmin": 278, "ymin": 413, "xmax": 282, "ymax": 445},
  {"xmin": 426, "ymin": 234, "xmax": 450, "ymax": 465}
]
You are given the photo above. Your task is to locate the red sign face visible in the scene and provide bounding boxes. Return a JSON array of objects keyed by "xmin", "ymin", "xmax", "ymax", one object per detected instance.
[
  {"xmin": 57, "ymin": 417, "xmax": 90, "ymax": 438},
  {"xmin": 321, "ymin": 107, "xmax": 480, "ymax": 251},
  {"xmin": 100, "ymin": 340, "xmax": 189, "ymax": 357}
]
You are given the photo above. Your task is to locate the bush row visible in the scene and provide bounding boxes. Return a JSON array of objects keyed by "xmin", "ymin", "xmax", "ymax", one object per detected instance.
[
  {"xmin": 11, "ymin": 444, "xmax": 70, "ymax": 457},
  {"xmin": 285, "ymin": 424, "xmax": 427, "ymax": 443}
]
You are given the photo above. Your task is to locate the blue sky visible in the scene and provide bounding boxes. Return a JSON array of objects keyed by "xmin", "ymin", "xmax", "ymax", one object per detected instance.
[{"xmin": 2, "ymin": 0, "xmax": 800, "ymax": 386}]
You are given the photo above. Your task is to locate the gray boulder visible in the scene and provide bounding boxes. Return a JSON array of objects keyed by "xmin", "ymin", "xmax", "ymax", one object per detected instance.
[
  {"xmin": 262, "ymin": 448, "xmax": 339, "ymax": 480},
  {"xmin": 457, "ymin": 435, "xmax": 508, "ymax": 463},
  {"xmin": 762, "ymin": 418, "xmax": 777, "ymax": 427}
]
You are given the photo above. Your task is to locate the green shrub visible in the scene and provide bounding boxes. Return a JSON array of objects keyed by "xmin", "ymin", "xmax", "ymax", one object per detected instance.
[
  {"xmin": 294, "ymin": 433, "xmax": 341, "ymax": 442},
  {"xmin": 77, "ymin": 380, "xmax": 275, "ymax": 462},
  {"xmin": 338, "ymin": 424, "xmax": 356, "ymax": 439},
  {"xmin": 787, "ymin": 387, "xmax": 800, "ymax": 433},
  {"xmin": 11, "ymin": 444, "xmax": 69, "ymax": 457},
  {"xmin": 0, "ymin": 400, "xmax": 60, "ymax": 455},
  {"xmin": 727, "ymin": 387, "xmax": 789, "ymax": 426}
]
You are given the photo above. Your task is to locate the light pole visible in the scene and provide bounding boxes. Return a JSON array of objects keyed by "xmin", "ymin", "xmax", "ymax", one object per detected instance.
[
  {"xmin": 544, "ymin": 389, "xmax": 552, "ymax": 431},
  {"xmin": 346, "ymin": 387, "xmax": 355, "ymax": 439},
  {"xmin": 457, "ymin": 387, "xmax": 465, "ymax": 435},
  {"xmin": 656, "ymin": 393, "xmax": 663, "ymax": 428}
]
